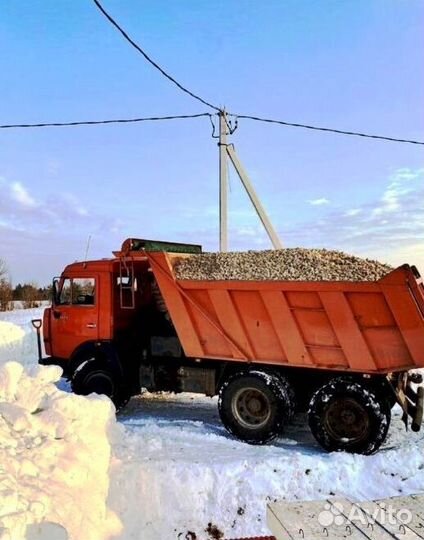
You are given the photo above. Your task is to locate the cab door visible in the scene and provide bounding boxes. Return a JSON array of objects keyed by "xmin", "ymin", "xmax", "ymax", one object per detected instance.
[{"xmin": 50, "ymin": 276, "xmax": 99, "ymax": 360}]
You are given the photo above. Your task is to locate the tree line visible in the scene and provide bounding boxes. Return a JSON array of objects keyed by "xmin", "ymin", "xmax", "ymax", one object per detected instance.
[{"xmin": 0, "ymin": 259, "xmax": 51, "ymax": 311}]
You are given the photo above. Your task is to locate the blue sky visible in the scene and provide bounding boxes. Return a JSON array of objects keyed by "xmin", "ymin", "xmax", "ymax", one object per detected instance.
[{"xmin": 0, "ymin": 0, "xmax": 423, "ymax": 285}]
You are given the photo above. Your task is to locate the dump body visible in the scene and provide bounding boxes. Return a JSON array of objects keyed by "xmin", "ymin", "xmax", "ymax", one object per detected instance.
[
  {"xmin": 34, "ymin": 239, "xmax": 424, "ymax": 451},
  {"xmin": 146, "ymin": 251, "xmax": 424, "ymax": 374}
]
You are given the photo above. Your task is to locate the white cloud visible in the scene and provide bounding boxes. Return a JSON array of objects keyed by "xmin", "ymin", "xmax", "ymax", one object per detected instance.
[
  {"xmin": 0, "ymin": 176, "xmax": 127, "ymax": 283},
  {"xmin": 60, "ymin": 193, "xmax": 89, "ymax": 217},
  {"xmin": 2, "ymin": 167, "xmax": 423, "ymax": 284},
  {"xmin": 10, "ymin": 182, "xmax": 38, "ymax": 208},
  {"xmin": 308, "ymin": 197, "xmax": 330, "ymax": 206},
  {"xmin": 345, "ymin": 208, "xmax": 362, "ymax": 217},
  {"xmin": 232, "ymin": 225, "xmax": 262, "ymax": 238},
  {"xmin": 286, "ymin": 167, "xmax": 424, "ymax": 268},
  {"xmin": 0, "ymin": 177, "xmax": 104, "ymax": 237},
  {"xmin": 372, "ymin": 167, "xmax": 421, "ymax": 217},
  {"xmin": 180, "ymin": 168, "xmax": 424, "ymax": 261},
  {"xmin": 108, "ymin": 218, "xmax": 125, "ymax": 235},
  {"xmin": 394, "ymin": 168, "xmax": 424, "ymax": 181}
]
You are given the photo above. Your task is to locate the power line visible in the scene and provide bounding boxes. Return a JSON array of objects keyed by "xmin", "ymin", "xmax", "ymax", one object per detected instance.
[
  {"xmin": 92, "ymin": 0, "xmax": 220, "ymax": 112},
  {"xmin": 3, "ymin": 1, "xmax": 421, "ymax": 145},
  {"xmin": 232, "ymin": 113, "xmax": 424, "ymax": 145},
  {"xmin": 0, "ymin": 113, "xmax": 211, "ymax": 130},
  {"xmin": 2, "ymin": 111, "xmax": 423, "ymax": 146},
  {"xmin": 91, "ymin": 0, "xmax": 423, "ymax": 145}
]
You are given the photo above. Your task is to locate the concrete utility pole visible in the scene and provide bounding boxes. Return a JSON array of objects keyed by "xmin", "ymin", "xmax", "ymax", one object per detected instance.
[
  {"xmin": 219, "ymin": 110, "xmax": 228, "ymax": 252},
  {"xmin": 226, "ymin": 145, "xmax": 283, "ymax": 249},
  {"xmin": 218, "ymin": 109, "xmax": 283, "ymax": 251}
]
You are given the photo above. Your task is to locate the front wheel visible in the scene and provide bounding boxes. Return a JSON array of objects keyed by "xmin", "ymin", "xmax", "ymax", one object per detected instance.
[
  {"xmin": 71, "ymin": 359, "xmax": 130, "ymax": 411},
  {"xmin": 308, "ymin": 377, "xmax": 391, "ymax": 455},
  {"xmin": 218, "ymin": 370, "xmax": 294, "ymax": 445}
]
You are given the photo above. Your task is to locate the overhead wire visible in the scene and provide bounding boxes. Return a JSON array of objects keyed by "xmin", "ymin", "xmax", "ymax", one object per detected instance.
[
  {"xmin": 92, "ymin": 0, "xmax": 220, "ymax": 112},
  {"xmin": 231, "ymin": 113, "xmax": 424, "ymax": 146},
  {"xmin": 209, "ymin": 114, "xmax": 218, "ymax": 139},
  {"xmin": 1, "ymin": 1, "xmax": 423, "ymax": 146},
  {"xmin": 0, "ymin": 113, "xmax": 212, "ymax": 130},
  {"xmin": 91, "ymin": 1, "xmax": 422, "ymax": 146},
  {"xmin": 2, "ymin": 111, "xmax": 422, "ymax": 146}
]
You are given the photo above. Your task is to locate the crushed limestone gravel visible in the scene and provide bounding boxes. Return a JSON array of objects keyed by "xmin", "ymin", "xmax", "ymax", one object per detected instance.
[{"xmin": 173, "ymin": 248, "xmax": 392, "ymax": 282}]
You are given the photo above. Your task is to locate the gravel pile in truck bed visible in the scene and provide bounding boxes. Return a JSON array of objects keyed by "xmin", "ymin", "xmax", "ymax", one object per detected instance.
[{"xmin": 173, "ymin": 248, "xmax": 392, "ymax": 281}]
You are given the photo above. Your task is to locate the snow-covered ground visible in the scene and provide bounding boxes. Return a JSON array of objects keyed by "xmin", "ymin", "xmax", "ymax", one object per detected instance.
[{"xmin": 1, "ymin": 308, "xmax": 424, "ymax": 540}]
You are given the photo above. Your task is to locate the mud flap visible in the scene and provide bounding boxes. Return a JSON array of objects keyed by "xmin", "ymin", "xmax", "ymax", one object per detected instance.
[
  {"xmin": 412, "ymin": 386, "xmax": 424, "ymax": 432},
  {"xmin": 392, "ymin": 372, "xmax": 424, "ymax": 432}
]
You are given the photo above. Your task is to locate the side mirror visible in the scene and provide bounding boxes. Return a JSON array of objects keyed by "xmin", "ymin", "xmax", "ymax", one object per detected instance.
[{"xmin": 52, "ymin": 278, "xmax": 60, "ymax": 305}]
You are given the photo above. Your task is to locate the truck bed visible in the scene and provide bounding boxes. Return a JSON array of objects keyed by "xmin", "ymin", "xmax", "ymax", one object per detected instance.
[{"xmin": 146, "ymin": 251, "xmax": 424, "ymax": 374}]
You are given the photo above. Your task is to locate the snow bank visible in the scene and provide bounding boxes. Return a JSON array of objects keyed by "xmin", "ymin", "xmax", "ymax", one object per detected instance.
[
  {"xmin": 110, "ymin": 393, "xmax": 424, "ymax": 540},
  {"xmin": 0, "ymin": 322, "xmax": 28, "ymax": 367},
  {"xmin": 1, "ymin": 308, "xmax": 424, "ymax": 540},
  {"xmin": 0, "ymin": 308, "xmax": 45, "ymax": 369},
  {"xmin": 0, "ymin": 357, "xmax": 121, "ymax": 538}
]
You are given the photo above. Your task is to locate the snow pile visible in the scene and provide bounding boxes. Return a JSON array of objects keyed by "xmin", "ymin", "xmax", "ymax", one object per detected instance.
[
  {"xmin": 0, "ymin": 309, "xmax": 45, "ymax": 369},
  {"xmin": 111, "ymin": 392, "xmax": 424, "ymax": 540},
  {"xmin": 1, "ymin": 307, "xmax": 424, "ymax": 540},
  {"xmin": 0, "ymin": 322, "xmax": 26, "ymax": 366},
  {"xmin": 0, "ymin": 361, "xmax": 121, "ymax": 540}
]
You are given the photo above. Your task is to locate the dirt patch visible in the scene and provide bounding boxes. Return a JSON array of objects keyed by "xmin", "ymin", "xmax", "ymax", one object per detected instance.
[{"xmin": 205, "ymin": 522, "xmax": 224, "ymax": 539}]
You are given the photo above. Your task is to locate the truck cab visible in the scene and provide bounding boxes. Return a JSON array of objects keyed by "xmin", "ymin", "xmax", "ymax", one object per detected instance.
[
  {"xmin": 43, "ymin": 257, "xmax": 153, "ymax": 390},
  {"xmin": 39, "ymin": 239, "xmax": 204, "ymax": 409}
]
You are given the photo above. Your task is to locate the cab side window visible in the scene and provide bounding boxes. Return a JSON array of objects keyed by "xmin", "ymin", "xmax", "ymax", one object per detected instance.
[
  {"xmin": 58, "ymin": 278, "xmax": 95, "ymax": 306},
  {"xmin": 59, "ymin": 279, "xmax": 72, "ymax": 305}
]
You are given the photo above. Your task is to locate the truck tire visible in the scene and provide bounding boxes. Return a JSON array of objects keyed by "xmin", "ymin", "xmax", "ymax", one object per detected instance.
[
  {"xmin": 71, "ymin": 359, "xmax": 130, "ymax": 411},
  {"xmin": 308, "ymin": 377, "xmax": 391, "ymax": 455},
  {"xmin": 218, "ymin": 370, "xmax": 294, "ymax": 445}
]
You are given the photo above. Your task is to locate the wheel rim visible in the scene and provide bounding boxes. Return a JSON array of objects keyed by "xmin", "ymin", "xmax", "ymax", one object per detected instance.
[
  {"xmin": 231, "ymin": 386, "xmax": 272, "ymax": 429},
  {"xmin": 83, "ymin": 370, "xmax": 114, "ymax": 397},
  {"xmin": 324, "ymin": 397, "xmax": 370, "ymax": 444}
]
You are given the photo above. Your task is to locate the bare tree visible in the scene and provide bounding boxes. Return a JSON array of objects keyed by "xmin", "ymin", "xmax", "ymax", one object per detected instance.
[
  {"xmin": 0, "ymin": 259, "xmax": 12, "ymax": 311},
  {"xmin": 0, "ymin": 259, "xmax": 7, "ymax": 280},
  {"xmin": 21, "ymin": 282, "xmax": 40, "ymax": 309}
]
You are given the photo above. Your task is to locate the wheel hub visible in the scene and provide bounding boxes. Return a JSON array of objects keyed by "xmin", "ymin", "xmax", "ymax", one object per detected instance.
[
  {"xmin": 84, "ymin": 370, "xmax": 114, "ymax": 397},
  {"xmin": 324, "ymin": 398, "xmax": 370, "ymax": 443},
  {"xmin": 232, "ymin": 387, "xmax": 272, "ymax": 429}
]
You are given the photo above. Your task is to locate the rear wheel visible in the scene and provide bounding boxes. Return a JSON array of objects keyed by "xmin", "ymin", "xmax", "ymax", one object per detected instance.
[
  {"xmin": 71, "ymin": 359, "xmax": 130, "ymax": 411},
  {"xmin": 218, "ymin": 370, "xmax": 294, "ymax": 444},
  {"xmin": 308, "ymin": 377, "xmax": 391, "ymax": 455}
]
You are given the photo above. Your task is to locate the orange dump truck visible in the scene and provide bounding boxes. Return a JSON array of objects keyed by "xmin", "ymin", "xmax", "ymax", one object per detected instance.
[{"xmin": 33, "ymin": 238, "xmax": 424, "ymax": 454}]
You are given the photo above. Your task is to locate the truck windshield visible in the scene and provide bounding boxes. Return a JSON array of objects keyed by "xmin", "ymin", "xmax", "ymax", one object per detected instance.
[{"xmin": 56, "ymin": 278, "xmax": 96, "ymax": 306}]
